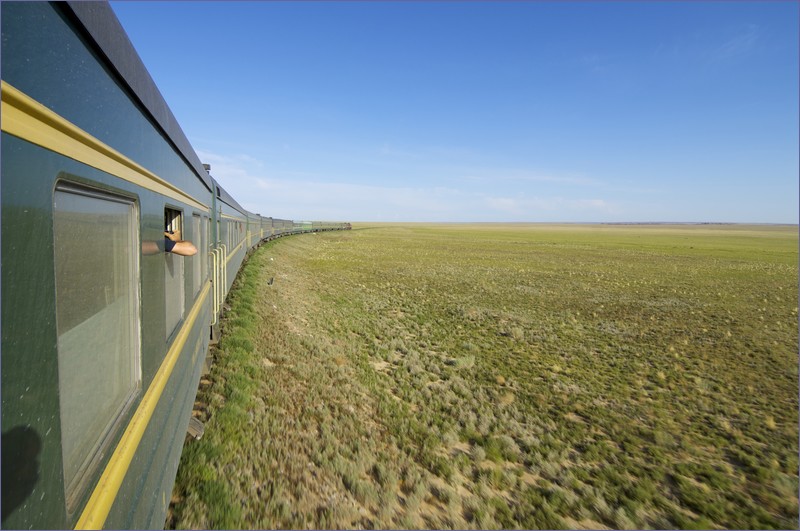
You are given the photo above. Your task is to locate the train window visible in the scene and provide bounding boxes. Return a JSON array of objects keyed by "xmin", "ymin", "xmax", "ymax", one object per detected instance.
[
  {"xmin": 192, "ymin": 214, "xmax": 201, "ymax": 295},
  {"xmin": 203, "ymin": 217, "xmax": 210, "ymax": 286},
  {"xmin": 53, "ymin": 184, "xmax": 141, "ymax": 509},
  {"xmin": 165, "ymin": 207, "xmax": 184, "ymax": 338}
]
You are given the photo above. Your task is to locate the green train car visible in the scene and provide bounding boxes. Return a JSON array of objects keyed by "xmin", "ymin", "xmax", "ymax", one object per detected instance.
[{"xmin": 1, "ymin": 3, "xmax": 349, "ymax": 529}]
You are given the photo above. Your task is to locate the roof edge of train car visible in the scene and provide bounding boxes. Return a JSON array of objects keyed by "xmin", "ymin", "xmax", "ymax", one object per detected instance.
[
  {"xmin": 213, "ymin": 179, "xmax": 251, "ymax": 216},
  {"xmin": 63, "ymin": 1, "xmax": 213, "ymax": 192}
]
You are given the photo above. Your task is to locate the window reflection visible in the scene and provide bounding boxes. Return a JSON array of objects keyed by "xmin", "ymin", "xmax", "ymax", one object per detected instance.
[{"xmin": 53, "ymin": 185, "xmax": 140, "ymax": 508}]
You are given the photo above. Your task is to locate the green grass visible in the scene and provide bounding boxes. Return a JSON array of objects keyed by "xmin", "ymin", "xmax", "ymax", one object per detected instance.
[{"xmin": 169, "ymin": 223, "xmax": 798, "ymax": 529}]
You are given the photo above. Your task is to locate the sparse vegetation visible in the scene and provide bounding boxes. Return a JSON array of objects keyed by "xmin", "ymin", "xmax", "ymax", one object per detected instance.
[{"xmin": 169, "ymin": 223, "xmax": 798, "ymax": 529}]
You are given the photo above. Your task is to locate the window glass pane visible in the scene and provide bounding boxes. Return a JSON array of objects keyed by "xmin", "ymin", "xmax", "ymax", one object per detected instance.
[
  {"xmin": 53, "ymin": 185, "xmax": 140, "ymax": 506},
  {"xmin": 165, "ymin": 253, "xmax": 183, "ymax": 336},
  {"xmin": 204, "ymin": 217, "xmax": 210, "ymax": 282},
  {"xmin": 192, "ymin": 214, "xmax": 201, "ymax": 295}
]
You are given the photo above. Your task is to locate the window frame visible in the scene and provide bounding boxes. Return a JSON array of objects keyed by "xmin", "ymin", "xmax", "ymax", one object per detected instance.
[
  {"xmin": 164, "ymin": 206, "xmax": 185, "ymax": 340},
  {"xmin": 192, "ymin": 213, "xmax": 202, "ymax": 296},
  {"xmin": 52, "ymin": 181, "xmax": 142, "ymax": 513}
]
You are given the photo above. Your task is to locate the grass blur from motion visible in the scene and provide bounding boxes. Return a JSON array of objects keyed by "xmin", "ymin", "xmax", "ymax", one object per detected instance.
[{"xmin": 168, "ymin": 223, "xmax": 798, "ymax": 529}]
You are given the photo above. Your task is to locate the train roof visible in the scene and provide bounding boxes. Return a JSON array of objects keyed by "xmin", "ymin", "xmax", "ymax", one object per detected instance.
[
  {"xmin": 65, "ymin": 2, "xmax": 213, "ymax": 193},
  {"xmin": 213, "ymin": 178, "xmax": 251, "ymax": 216}
]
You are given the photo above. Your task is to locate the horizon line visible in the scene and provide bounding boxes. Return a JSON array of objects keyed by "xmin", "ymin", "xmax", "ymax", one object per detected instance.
[{"xmin": 344, "ymin": 221, "xmax": 799, "ymax": 226}]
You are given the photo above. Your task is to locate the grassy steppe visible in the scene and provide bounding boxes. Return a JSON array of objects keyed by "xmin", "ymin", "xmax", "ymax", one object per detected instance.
[{"xmin": 169, "ymin": 224, "xmax": 798, "ymax": 530}]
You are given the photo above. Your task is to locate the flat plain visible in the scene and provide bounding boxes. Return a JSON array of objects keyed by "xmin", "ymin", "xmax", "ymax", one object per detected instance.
[{"xmin": 169, "ymin": 223, "xmax": 798, "ymax": 530}]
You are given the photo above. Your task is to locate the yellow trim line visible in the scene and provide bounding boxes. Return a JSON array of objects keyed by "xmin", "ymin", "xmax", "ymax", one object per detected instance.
[
  {"xmin": 75, "ymin": 282, "xmax": 211, "ymax": 530},
  {"xmin": 0, "ymin": 81, "xmax": 209, "ymax": 212}
]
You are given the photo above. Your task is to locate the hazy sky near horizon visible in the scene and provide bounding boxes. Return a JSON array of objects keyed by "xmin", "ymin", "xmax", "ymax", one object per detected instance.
[{"xmin": 111, "ymin": 1, "xmax": 798, "ymax": 223}]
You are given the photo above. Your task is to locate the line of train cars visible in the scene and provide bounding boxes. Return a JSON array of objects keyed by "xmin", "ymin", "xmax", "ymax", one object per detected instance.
[{"xmin": 1, "ymin": 2, "xmax": 350, "ymax": 529}]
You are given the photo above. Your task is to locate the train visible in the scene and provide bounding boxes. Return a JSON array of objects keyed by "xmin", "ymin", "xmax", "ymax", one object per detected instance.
[{"xmin": 1, "ymin": 2, "xmax": 349, "ymax": 529}]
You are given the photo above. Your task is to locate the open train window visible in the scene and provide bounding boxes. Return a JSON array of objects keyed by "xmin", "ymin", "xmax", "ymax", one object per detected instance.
[
  {"xmin": 53, "ymin": 183, "xmax": 141, "ymax": 511},
  {"xmin": 165, "ymin": 207, "xmax": 184, "ymax": 338}
]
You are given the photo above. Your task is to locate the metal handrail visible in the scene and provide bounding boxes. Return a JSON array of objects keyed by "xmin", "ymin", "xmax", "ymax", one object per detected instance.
[
  {"xmin": 220, "ymin": 244, "xmax": 227, "ymax": 306},
  {"xmin": 210, "ymin": 249, "xmax": 219, "ymax": 325},
  {"xmin": 218, "ymin": 246, "xmax": 225, "ymax": 316}
]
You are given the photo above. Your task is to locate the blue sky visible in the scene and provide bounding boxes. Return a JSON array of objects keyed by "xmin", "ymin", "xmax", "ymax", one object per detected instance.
[{"xmin": 110, "ymin": 1, "xmax": 798, "ymax": 223}]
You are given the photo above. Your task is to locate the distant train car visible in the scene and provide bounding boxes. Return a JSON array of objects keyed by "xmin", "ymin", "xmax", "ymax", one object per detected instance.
[
  {"xmin": 274, "ymin": 218, "xmax": 292, "ymax": 236},
  {"xmin": 0, "ymin": 2, "xmax": 348, "ymax": 529},
  {"xmin": 215, "ymin": 183, "xmax": 249, "ymax": 294},
  {"xmin": 295, "ymin": 220, "xmax": 313, "ymax": 232}
]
